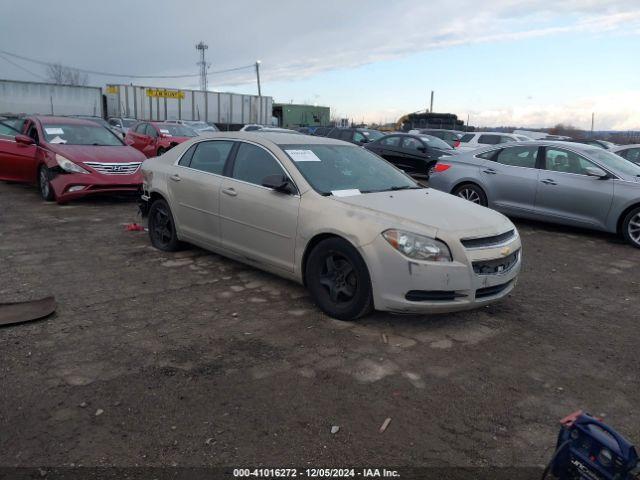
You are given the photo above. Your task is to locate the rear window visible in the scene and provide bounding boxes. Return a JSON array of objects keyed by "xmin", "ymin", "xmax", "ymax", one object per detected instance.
[
  {"xmin": 478, "ymin": 134, "xmax": 501, "ymax": 145},
  {"xmin": 460, "ymin": 134, "xmax": 474, "ymax": 143},
  {"xmin": 156, "ymin": 124, "xmax": 198, "ymax": 137}
]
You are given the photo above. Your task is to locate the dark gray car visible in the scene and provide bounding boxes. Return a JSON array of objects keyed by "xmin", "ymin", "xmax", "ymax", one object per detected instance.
[{"xmin": 428, "ymin": 141, "xmax": 640, "ymax": 248}]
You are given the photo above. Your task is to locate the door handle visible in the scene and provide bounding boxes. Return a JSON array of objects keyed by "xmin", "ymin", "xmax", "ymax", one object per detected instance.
[
  {"xmin": 170, "ymin": 174, "xmax": 181, "ymax": 182},
  {"xmin": 483, "ymin": 168, "xmax": 497, "ymax": 174},
  {"xmin": 541, "ymin": 179, "xmax": 557, "ymax": 185},
  {"xmin": 222, "ymin": 187, "xmax": 237, "ymax": 197}
]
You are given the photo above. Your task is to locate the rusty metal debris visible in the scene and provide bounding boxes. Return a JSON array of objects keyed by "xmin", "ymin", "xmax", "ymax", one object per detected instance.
[{"xmin": 0, "ymin": 296, "xmax": 56, "ymax": 327}]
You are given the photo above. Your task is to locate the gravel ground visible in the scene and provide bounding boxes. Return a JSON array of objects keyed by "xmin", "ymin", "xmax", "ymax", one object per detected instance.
[{"xmin": 0, "ymin": 181, "xmax": 638, "ymax": 470}]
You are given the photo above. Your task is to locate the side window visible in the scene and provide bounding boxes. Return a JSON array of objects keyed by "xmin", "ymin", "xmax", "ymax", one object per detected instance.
[
  {"xmin": 545, "ymin": 148, "xmax": 594, "ymax": 175},
  {"xmin": 402, "ymin": 137, "xmax": 422, "ymax": 150},
  {"xmin": 327, "ymin": 129, "xmax": 341, "ymax": 139},
  {"xmin": 460, "ymin": 134, "xmax": 474, "ymax": 143},
  {"xmin": 135, "ymin": 123, "xmax": 146, "ymax": 134},
  {"xmin": 495, "ymin": 146, "xmax": 538, "ymax": 168},
  {"xmin": 178, "ymin": 144, "xmax": 198, "ymax": 167},
  {"xmin": 380, "ymin": 136, "xmax": 400, "ymax": 146},
  {"xmin": 108, "ymin": 119, "xmax": 119, "ymax": 126},
  {"xmin": 353, "ymin": 132, "xmax": 366, "ymax": 143},
  {"xmin": 626, "ymin": 148, "xmax": 640, "ymax": 163},
  {"xmin": 478, "ymin": 134, "xmax": 501, "ymax": 145},
  {"xmin": 145, "ymin": 125, "xmax": 158, "ymax": 137},
  {"xmin": 500, "ymin": 136, "xmax": 516, "ymax": 144},
  {"xmin": 232, "ymin": 143, "xmax": 285, "ymax": 186},
  {"xmin": 340, "ymin": 130, "xmax": 353, "ymax": 141},
  {"xmin": 476, "ymin": 149, "xmax": 501, "ymax": 161},
  {"xmin": 188, "ymin": 141, "xmax": 234, "ymax": 174},
  {"xmin": 27, "ymin": 123, "xmax": 39, "ymax": 143}
]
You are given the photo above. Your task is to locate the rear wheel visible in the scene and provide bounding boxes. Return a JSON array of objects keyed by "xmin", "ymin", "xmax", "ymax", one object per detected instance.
[
  {"xmin": 622, "ymin": 207, "xmax": 640, "ymax": 248},
  {"xmin": 305, "ymin": 238, "xmax": 373, "ymax": 321},
  {"xmin": 148, "ymin": 199, "xmax": 180, "ymax": 251},
  {"xmin": 38, "ymin": 165, "xmax": 55, "ymax": 201},
  {"xmin": 453, "ymin": 183, "xmax": 487, "ymax": 207}
]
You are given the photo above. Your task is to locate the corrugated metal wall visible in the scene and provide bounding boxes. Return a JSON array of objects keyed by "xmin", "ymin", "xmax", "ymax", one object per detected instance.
[
  {"xmin": 105, "ymin": 84, "xmax": 272, "ymax": 125},
  {"xmin": 0, "ymin": 79, "xmax": 103, "ymax": 116}
]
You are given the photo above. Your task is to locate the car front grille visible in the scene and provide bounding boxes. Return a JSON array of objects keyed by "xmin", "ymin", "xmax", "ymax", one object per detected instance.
[
  {"xmin": 476, "ymin": 281, "xmax": 513, "ymax": 299},
  {"xmin": 461, "ymin": 229, "xmax": 516, "ymax": 249},
  {"xmin": 472, "ymin": 250, "xmax": 520, "ymax": 275},
  {"xmin": 84, "ymin": 162, "xmax": 141, "ymax": 175}
]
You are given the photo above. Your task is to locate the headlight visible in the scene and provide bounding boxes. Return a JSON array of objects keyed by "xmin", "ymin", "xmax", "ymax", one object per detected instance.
[
  {"xmin": 55, "ymin": 154, "xmax": 89, "ymax": 174},
  {"xmin": 382, "ymin": 229, "xmax": 452, "ymax": 262}
]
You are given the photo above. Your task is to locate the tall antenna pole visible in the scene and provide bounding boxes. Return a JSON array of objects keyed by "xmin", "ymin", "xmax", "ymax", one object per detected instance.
[
  {"xmin": 591, "ymin": 112, "xmax": 595, "ymax": 136},
  {"xmin": 195, "ymin": 41, "xmax": 209, "ymax": 91},
  {"xmin": 430, "ymin": 90, "xmax": 434, "ymax": 113}
]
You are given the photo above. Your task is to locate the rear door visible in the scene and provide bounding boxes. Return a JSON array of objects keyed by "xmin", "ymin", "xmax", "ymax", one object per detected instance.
[
  {"xmin": 143, "ymin": 124, "xmax": 159, "ymax": 157},
  {"xmin": 370, "ymin": 135, "xmax": 403, "ymax": 166},
  {"xmin": 168, "ymin": 140, "xmax": 235, "ymax": 246},
  {"xmin": 219, "ymin": 142, "xmax": 300, "ymax": 272},
  {"xmin": 399, "ymin": 136, "xmax": 425, "ymax": 173},
  {"xmin": 479, "ymin": 145, "xmax": 540, "ymax": 214},
  {"xmin": 534, "ymin": 147, "xmax": 614, "ymax": 228},
  {"xmin": 0, "ymin": 122, "xmax": 38, "ymax": 182}
]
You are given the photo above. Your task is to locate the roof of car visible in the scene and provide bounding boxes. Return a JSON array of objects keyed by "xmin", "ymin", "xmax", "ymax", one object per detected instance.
[
  {"xmin": 470, "ymin": 140, "xmax": 606, "ymax": 153},
  {"xmin": 196, "ymin": 131, "xmax": 352, "ymax": 146},
  {"xmin": 31, "ymin": 115, "xmax": 99, "ymax": 126},
  {"xmin": 612, "ymin": 144, "xmax": 640, "ymax": 150}
]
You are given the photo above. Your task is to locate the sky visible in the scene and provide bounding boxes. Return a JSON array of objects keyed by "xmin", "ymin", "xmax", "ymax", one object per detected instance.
[{"xmin": 0, "ymin": 0, "xmax": 639, "ymax": 130}]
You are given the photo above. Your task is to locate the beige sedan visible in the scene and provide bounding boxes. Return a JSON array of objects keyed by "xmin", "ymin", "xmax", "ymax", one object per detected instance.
[{"xmin": 140, "ymin": 132, "xmax": 521, "ymax": 320}]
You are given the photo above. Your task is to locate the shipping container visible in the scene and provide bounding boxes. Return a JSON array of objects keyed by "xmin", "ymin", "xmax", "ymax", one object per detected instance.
[
  {"xmin": 105, "ymin": 84, "xmax": 272, "ymax": 127},
  {"xmin": 0, "ymin": 79, "xmax": 103, "ymax": 116},
  {"xmin": 273, "ymin": 103, "xmax": 330, "ymax": 129}
]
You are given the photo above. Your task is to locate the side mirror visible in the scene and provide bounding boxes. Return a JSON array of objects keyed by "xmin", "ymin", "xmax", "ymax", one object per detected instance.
[
  {"xmin": 585, "ymin": 166, "xmax": 608, "ymax": 178},
  {"xmin": 15, "ymin": 134, "xmax": 35, "ymax": 146},
  {"xmin": 262, "ymin": 174, "xmax": 295, "ymax": 194}
]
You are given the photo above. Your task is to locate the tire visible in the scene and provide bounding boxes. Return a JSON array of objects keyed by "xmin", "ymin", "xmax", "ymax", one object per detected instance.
[
  {"xmin": 305, "ymin": 237, "xmax": 374, "ymax": 321},
  {"xmin": 157, "ymin": 148, "xmax": 166, "ymax": 156},
  {"xmin": 452, "ymin": 183, "xmax": 488, "ymax": 207},
  {"xmin": 148, "ymin": 199, "xmax": 181, "ymax": 251},
  {"xmin": 622, "ymin": 207, "xmax": 640, "ymax": 249},
  {"xmin": 38, "ymin": 165, "xmax": 55, "ymax": 201}
]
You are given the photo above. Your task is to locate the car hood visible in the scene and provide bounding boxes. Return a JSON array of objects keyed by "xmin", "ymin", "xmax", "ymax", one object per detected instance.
[
  {"xmin": 46, "ymin": 144, "xmax": 146, "ymax": 163},
  {"xmin": 332, "ymin": 188, "xmax": 514, "ymax": 239}
]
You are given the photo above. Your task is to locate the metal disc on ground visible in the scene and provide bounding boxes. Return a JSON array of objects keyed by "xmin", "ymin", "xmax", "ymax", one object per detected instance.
[{"xmin": 0, "ymin": 296, "xmax": 56, "ymax": 327}]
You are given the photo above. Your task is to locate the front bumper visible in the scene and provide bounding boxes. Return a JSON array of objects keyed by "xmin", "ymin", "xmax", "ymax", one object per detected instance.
[
  {"xmin": 361, "ymin": 233, "xmax": 522, "ymax": 314},
  {"xmin": 50, "ymin": 170, "xmax": 142, "ymax": 203}
]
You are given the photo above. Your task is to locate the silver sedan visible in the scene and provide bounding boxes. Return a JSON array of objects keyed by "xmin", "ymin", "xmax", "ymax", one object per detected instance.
[{"xmin": 428, "ymin": 141, "xmax": 640, "ymax": 248}]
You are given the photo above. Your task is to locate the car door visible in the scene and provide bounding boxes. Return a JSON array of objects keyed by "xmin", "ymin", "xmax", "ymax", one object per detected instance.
[
  {"xmin": 126, "ymin": 123, "xmax": 145, "ymax": 151},
  {"xmin": 369, "ymin": 136, "xmax": 401, "ymax": 165},
  {"xmin": 219, "ymin": 142, "xmax": 300, "ymax": 272},
  {"xmin": 0, "ymin": 123, "xmax": 38, "ymax": 182},
  {"xmin": 534, "ymin": 147, "xmax": 614, "ymax": 228},
  {"xmin": 143, "ymin": 124, "xmax": 160, "ymax": 157},
  {"xmin": 399, "ymin": 136, "xmax": 426, "ymax": 173},
  {"xmin": 167, "ymin": 140, "xmax": 235, "ymax": 246},
  {"xmin": 479, "ymin": 145, "xmax": 540, "ymax": 214}
]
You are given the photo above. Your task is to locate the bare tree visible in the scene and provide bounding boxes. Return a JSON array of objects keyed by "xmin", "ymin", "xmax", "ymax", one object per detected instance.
[{"xmin": 46, "ymin": 63, "xmax": 89, "ymax": 86}]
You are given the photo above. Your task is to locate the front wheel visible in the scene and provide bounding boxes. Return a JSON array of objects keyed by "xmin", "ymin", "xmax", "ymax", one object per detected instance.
[
  {"xmin": 622, "ymin": 207, "xmax": 640, "ymax": 248},
  {"xmin": 148, "ymin": 199, "xmax": 181, "ymax": 251},
  {"xmin": 452, "ymin": 183, "xmax": 488, "ymax": 207},
  {"xmin": 38, "ymin": 165, "xmax": 55, "ymax": 201},
  {"xmin": 305, "ymin": 238, "xmax": 373, "ymax": 321}
]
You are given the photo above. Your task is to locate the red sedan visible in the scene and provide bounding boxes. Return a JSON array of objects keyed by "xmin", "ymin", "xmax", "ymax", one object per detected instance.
[
  {"xmin": 124, "ymin": 121, "xmax": 198, "ymax": 158},
  {"xmin": 0, "ymin": 116, "xmax": 146, "ymax": 203}
]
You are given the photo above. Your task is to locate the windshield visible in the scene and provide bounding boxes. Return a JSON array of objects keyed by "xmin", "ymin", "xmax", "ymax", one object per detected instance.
[
  {"xmin": 186, "ymin": 121, "xmax": 211, "ymax": 129},
  {"xmin": 361, "ymin": 129, "xmax": 384, "ymax": 141},
  {"xmin": 418, "ymin": 135, "xmax": 453, "ymax": 150},
  {"xmin": 282, "ymin": 144, "xmax": 419, "ymax": 195},
  {"xmin": 122, "ymin": 119, "xmax": 136, "ymax": 127},
  {"xmin": 0, "ymin": 121, "xmax": 19, "ymax": 137},
  {"xmin": 156, "ymin": 124, "xmax": 198, "ymax": 137},
  {"xmin": 42, "ymin": 124, "xmax": 124, "ymax": 146},
  {"xmin": 587, "ymin": 148, "xmax": 640, "ymax": 177}
]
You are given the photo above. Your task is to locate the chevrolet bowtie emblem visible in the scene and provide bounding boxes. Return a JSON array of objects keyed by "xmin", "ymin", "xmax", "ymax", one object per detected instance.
[{"xmin": 500, "ymin": 246, "xmax": 512, "ymax": 257}]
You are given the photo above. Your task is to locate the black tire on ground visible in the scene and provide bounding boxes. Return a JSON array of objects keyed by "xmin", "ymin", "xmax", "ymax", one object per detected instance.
[
  {"xmin": 305, "ymin": 237, "xmax": 374, "ymax": 321},
  {"xmin": 452, "ymin": 183, "xmax": 488, "ymax": 207},
  {"xmin": 157, "ymin": 148, "xmax": 166, "ymax": 157},
  {"xmin": 622, "ymin": 206, "xmax": 640, "ymax": 249},
  {"xmin": 38, "ymin": 165, "xmax": 55, "ymax": 201},
  {"xmin": 148, "ymin": 199, "xmax": 181, "ymax": 251}
]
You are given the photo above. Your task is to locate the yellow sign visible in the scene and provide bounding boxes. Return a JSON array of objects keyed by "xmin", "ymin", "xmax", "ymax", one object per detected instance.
[
  {"xmin": 146, "ymin": 88, "xmax": 185, "ymax": 99},
  {"xmin": 106, "ymin": 85, "xmax": 118, "ymax": 94}
]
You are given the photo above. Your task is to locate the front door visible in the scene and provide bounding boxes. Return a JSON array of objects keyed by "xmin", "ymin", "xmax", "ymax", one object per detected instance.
[
  {"xmin": 219, "ymin": 142, "xmax": 300, "ymax": 272},
  {"xmin": 167, "ymin": 140, "xmax": 235, "ymax": 245},
  {"xmin": 535, "ymin": 147, "xmax": 614, "ymax": 228},
  {"xmin": 0, "ymin": 123, "xmax": 38, "ymax": 182}
]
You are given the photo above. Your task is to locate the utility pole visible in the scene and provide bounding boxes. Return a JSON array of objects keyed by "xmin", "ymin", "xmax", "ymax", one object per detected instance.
[
  {"xmin": 429, "ymin": 90, "xmax": 434, "ymax": 113},
  {"xmin": 591, "ymin": 112, "xmax": 595, "ymax": 136},
  {"xmin": 255, "ymin": 60, "xmax": 262, "ymax": 123},
  {"xmin": 195, "ymin": 41, "xmax": 209, "ymax": 91}
]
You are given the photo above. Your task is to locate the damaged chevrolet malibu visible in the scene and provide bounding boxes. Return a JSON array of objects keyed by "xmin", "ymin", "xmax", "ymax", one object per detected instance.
[{"xmin": 140, "ymin": 132, "xmax": 522, "ymax": 320}]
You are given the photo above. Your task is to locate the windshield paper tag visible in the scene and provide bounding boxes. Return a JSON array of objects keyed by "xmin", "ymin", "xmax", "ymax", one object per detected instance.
[
  {"xmin": 286, "ymin": 149, "xmax": 321, "ymax": 162},
  {"xmin": 45, "ymin": 128, "xmax": 64, "ymax": 135},
  {"xmin": 49, "ymin": 136, "xmax": 67, "ymax": 144},
  {"xmin": 331, "ymin": 189, "xmax": 361, "ymax": 197}
]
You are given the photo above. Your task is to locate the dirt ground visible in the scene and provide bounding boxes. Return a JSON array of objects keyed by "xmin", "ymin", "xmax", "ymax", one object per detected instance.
[{"xmin": 1, "ymin": 181, "xmax": 638, "ymax": 470}]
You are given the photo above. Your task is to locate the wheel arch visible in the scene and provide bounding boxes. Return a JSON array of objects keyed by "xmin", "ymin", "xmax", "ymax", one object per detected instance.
[
  {"xmin": 617, "ymin": 202, "xmax": 640, "ymax": 235},
  {"xmin": 300, "ymin": 232, "xmax": 359, "ymax": 287}
]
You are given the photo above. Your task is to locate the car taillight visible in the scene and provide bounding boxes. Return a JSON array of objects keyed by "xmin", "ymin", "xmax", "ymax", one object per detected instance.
[
  {"xmin": 453, "ymin": 140, "xmax": 461, "ymax": 148},
  {"xmin": 431, "ymin": 163, "xmax": 451, "ymax": 173}
]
